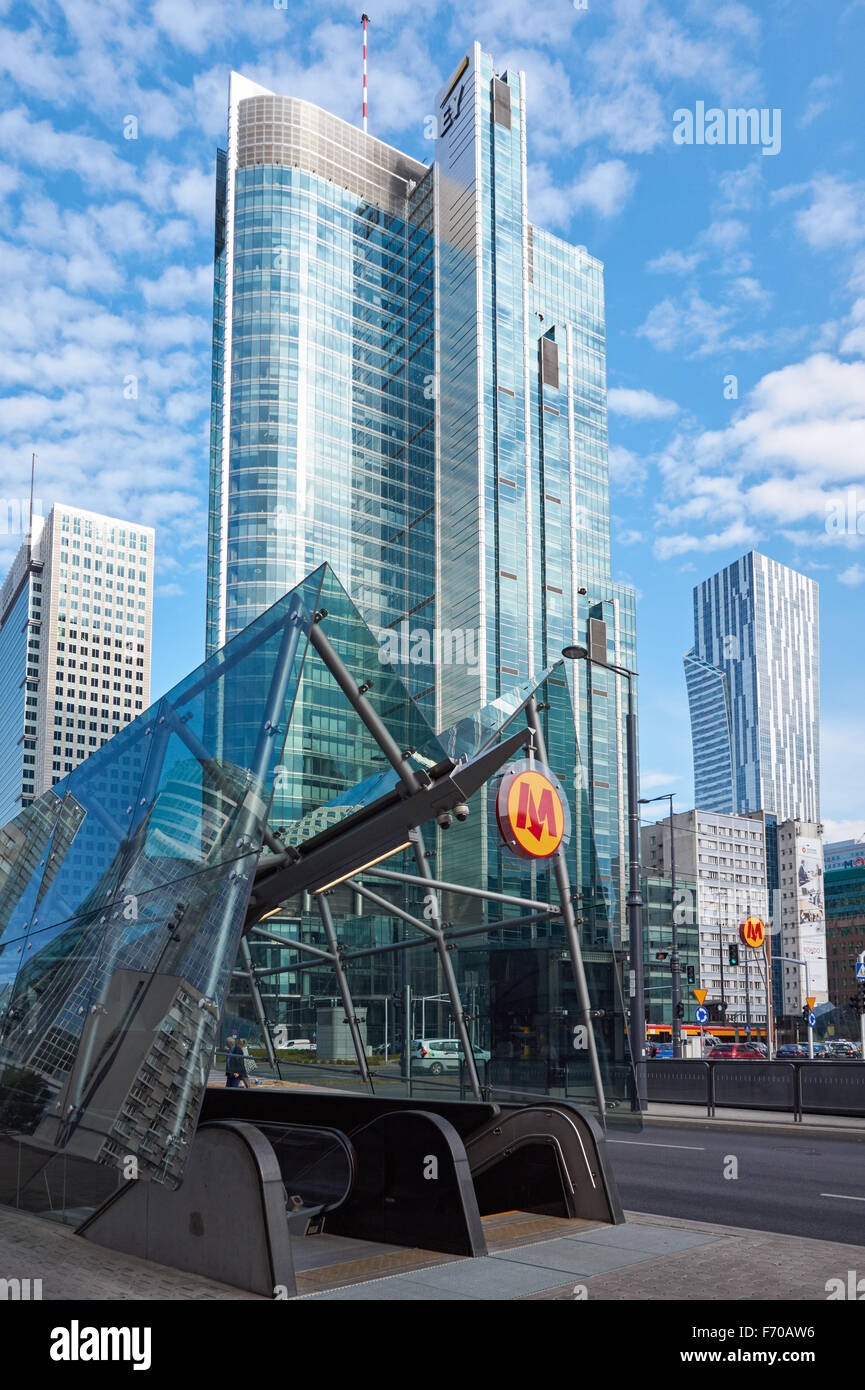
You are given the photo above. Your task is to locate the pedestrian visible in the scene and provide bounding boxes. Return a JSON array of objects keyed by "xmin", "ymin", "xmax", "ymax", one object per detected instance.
[
  {"xmin": 238, "ymin": 1037, "xmax": 257, "ymax": 1088},
  {"xmin": 225, "ymin": 1039, "xmax": 246, "ymax": 1088}
]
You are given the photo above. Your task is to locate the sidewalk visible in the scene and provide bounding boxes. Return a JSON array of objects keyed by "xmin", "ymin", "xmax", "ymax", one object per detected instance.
[
  {"xmin": 1, "ymin": 1202, "xmax": 861, "ymax": 1302},
  {"xmin": 644, "ymin": 1102, "xmax": 865, "ymax": 1133}
]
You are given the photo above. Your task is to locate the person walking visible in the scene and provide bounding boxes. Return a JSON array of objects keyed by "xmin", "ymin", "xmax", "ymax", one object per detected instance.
[
  {"xmin": 225, "ymin": 1039, "xmax": 246, "ymax": 1088},
  {"xmin": 238, "ymin": 1037, "xmax": 257, "ymax": 1088}
]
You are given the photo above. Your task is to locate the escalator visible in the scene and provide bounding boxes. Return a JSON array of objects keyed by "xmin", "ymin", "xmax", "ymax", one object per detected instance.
[{"xmin": 79, "ymin": 1091, "xmax": 624, "ymax": 1296}]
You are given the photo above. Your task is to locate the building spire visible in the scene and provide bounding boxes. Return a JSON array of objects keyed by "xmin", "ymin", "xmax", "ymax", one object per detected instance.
[{"xmin": 361, "ymin": 13, "xmax": 369, "ymax": 133}]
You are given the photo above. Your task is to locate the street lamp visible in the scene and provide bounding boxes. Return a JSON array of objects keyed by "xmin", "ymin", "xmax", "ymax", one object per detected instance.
[
  {"xmin": 561, "ymin": 642, "xmax": 646, "ymax": 1107},
  {"xmin": 640, "ymin": 792, "xmax": 682, "ymax": 1059}
]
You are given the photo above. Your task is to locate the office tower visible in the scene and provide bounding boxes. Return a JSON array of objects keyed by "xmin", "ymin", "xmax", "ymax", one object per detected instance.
[
  {"xmin": 205, "ymin": 44, "xmax": 636, "ymax": 937},
  {"xmin": 205, "ymin": 70, "xmax": 436, "ymax": 715},
  {"xmin": 824, "ymin": 859, "xmax": 865, "ymax": 1010},
  {"xmin": 824, "ymin": 836, "xmax": 865, "ymax": 872},
  {"xmin": 0, "ymin": 505, "xmax": 154, "ymax": 824},
  {"xmin": 642, "ymin": 811, "xmax": 771, "ymax": 1033},
  {"xmin": 684, "ymin": 552, "xmax": 820, "ymax": 824}
]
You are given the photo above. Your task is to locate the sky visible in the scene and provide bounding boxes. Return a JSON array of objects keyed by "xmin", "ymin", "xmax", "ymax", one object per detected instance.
[{"xmin": 0, "ymin": 0, "xmax": 863, "ymax": 840}]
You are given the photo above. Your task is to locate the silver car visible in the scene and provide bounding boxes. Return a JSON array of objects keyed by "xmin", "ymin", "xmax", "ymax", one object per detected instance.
[{"xmin": 410, "ymin": 1038, "xmax": 491, "ymax": 1076}]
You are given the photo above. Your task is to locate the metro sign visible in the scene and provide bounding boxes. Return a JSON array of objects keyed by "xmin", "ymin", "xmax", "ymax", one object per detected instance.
[
  {"xmin": 739, "ymin": 916, "xmax": 766, "ymax": 950},
  {"xmin": 495, "ymin": 761, "xmax": 570, "ymax": 860}
]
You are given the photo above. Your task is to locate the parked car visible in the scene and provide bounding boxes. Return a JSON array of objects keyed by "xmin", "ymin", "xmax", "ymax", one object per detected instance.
[
  {"xmin": 410, "ymin": 1038, "xmax": 491, "ymax": 1076},
  {"xmin": 822, "ymin": 1040, "xmax": 861, "ymax": 1058},
  {"xmin": 775, "ymin": 1043, "xmax": 807, "ymax": 1058},
  {"xmin": 705, "ymin": 1043, "xmax": 765, "ymax": 1059},
  {"xmin": 647, "ymin": 1044, "xmax": 673, "ymax": 1059}
]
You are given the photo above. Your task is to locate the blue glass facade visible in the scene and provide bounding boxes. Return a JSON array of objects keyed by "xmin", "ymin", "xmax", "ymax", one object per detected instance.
[
  {"xmin": 204, "ymin": 54, "xmax": 638, "ymax": 1080},
  {"xmin": 685, "ymin": 551, "xmax": 820, "ymax": 823},
  {"xmin": 0, "ymin": 580, "xmax": 31, "ymax": 825}
]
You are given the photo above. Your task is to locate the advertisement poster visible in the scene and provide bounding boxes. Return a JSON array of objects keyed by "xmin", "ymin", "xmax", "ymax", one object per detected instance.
[{"xmin": 797, "ymin": 836, "xmax": 828, "ymax": 995}]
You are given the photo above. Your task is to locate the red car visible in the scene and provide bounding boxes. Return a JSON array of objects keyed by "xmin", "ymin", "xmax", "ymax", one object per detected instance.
[{"xmin": 706, "ymin": 1044, "xmax": 765, "ymax": 1059}]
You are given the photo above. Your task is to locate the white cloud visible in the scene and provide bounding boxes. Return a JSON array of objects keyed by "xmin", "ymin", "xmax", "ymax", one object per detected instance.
[
  {"xmin": 609, "ymin": 444, "xmax": 648, "ymax": 490},
  {"xmin": 822, "ymin": 819, "xmax": 865, "ymax": 843},
  {"xmin": 647, "ymin": 248, "xmax": 701, "ymax": 275},
  {"xmin": 0, "ymin": 107, "xmax": 139, "ymax": 193},
  {"xmin": 640, "ymin": 770, "xmax": 682, "ymax": 791},
  {"xmin": 799, "ymin": 73, "xmax": 840, "ymax": 128},
  {"xmin": 793, "ymin": 176, "xmax": 865, "ymax": 251},
  {"xmin": 654, "ymin": 519, "xmax": 760, "ymax": 561},
  {"xmin": 652, "ymin": 353, "xmax": 865, "ymax": 559},
  {"xmin": 140, "ymin": 263, "xmax": 213, "ymax": 307},
  {"xmin": 530, "ymin": 159, "xmax": 637, "ymax": 227},
  {"xmin": 608, "ymin": 387, "xmax": 679, "ymax": 419},
  {"xmin": 839, "ymin": 563, "xmax": 865, "ymax": 586}
]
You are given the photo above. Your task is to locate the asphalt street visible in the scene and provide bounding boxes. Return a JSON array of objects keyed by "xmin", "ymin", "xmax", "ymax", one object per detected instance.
[{"xmin": 608, "ymin": 1121, "xmax": 865, "ymax": 1245}]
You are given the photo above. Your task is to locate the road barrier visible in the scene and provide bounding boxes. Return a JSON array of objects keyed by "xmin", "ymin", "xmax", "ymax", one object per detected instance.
[{"xmin": 646, "ymin": 1059, "xmax": 865, "ymax": 1120}]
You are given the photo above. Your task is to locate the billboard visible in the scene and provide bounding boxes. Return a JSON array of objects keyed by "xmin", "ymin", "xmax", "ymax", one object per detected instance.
[{"xmin": 797, "ymin": 835, "xmax": 828, "ymax": 995}]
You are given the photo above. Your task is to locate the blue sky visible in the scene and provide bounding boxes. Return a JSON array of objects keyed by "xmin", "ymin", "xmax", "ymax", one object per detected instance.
[{"xmin": 0, "ymin": 0, "xmax": 863, "ymax": 838}]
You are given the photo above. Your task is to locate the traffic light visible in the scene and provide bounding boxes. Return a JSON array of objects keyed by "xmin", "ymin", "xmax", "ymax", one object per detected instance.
[
  {"xmin": 676, "ymin": 1001, "xmax": 684, "ymax": 1019},
  {"xmin": 686, "ymin": 965, "xmax": 695, "ymax": 985},
  {"xmin": 802, "ymin": 1004, "xmax": 811, "ymax": 1023},
  {"xmin": 728, "ymin": 943, "xmax": 740, "ymax": 966}
]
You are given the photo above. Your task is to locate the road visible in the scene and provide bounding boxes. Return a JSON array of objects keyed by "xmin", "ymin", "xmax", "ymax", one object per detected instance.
[{"xmin": 608, "ymin": 1121, "xmax": 865, "ymax": 1245}]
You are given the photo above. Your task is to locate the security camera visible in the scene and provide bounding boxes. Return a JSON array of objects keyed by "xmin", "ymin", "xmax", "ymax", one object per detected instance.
[
  {"xmin": 453, "ymin": 803, "xmax": 470, "ymax": 822},
  {"xmin": 577, "ymin": 586, "xmax": 588, "ymax": 595},
  {"xmin": 437, "ymin": 810, "xmax": 453, "ymax": 829}
]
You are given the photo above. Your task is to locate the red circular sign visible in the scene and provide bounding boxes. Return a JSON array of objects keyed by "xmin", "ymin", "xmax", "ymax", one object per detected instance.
[{"xmin": 496, "ymin": 766, "xmax": 567, "ymax": 860}]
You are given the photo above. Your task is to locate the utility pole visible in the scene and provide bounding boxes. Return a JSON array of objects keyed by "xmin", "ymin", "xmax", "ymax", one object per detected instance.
[{"xmin": 640, "ymin": 793, "xmax": 681, "ymax": 1058}]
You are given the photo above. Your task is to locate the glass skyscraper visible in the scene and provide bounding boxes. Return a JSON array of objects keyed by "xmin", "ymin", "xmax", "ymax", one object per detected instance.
[
  {"xmin": 684, "ymin": 551, "xmax": 820, "ymax": 824},
  {"xmin": 206, "ymin": 46, "xmax": 638, "ymax": 1062}
]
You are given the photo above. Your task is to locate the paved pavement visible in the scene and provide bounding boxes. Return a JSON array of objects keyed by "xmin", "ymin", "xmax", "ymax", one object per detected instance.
[
  {"xmin": 609, "ymin": 1121, "xmax": 865, "ymax": 1245},
  {"xmin": 646, "ymin": 1101, "xmax": 865, "ymax": 1131},
  {"xmin": 1, "ymin": 1202, "xmax": 862, "ymax": 1302}
]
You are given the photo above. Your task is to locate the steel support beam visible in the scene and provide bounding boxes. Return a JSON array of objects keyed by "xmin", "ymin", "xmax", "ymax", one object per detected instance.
[
  {"xmin": 409, "ymin": 828, "xmax": 482, "ymax": 1100},
  {"xmin": 365, "ymin": 867, "xmax": 552, "ymax": 914},
  {"xmin": 525, "ymin": 695, "xmax": 607, "ymax": 1122},
  {"xmin": 317, "ymin": 895, "xmax": 373, "ymax": 1092},
  {"xmin": 248, "ymin": 925, "xmax": 335, "ymax": 962},
  {"xmin": 309, "ymin": 617, "xmax": 421, "ymax": 794},
  {"xmin": 344, "ymin": 877, "xmax": 440, "ymax": 940},
  {"xmin": 238, "ymin": 936, "xmax": 280, "ymax": 1072}
]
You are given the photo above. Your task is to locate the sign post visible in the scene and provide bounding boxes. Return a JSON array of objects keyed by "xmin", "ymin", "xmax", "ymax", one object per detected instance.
[
  {"xmin": 693, "ymin": 990, "xmax": 708, "ymax": 1056},
  {"xmin": 739, "ymin": 918, "xmax": 766, "ymax": 1050}
]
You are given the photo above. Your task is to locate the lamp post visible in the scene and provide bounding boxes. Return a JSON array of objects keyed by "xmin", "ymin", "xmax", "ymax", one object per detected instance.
[
  {"xmin": 562, "ymin": 643, "xmax": 646, "ymax": 1107},
  {"xmin": 640, "ymin": 792, "xmax": 681, "ymax": 1059}
]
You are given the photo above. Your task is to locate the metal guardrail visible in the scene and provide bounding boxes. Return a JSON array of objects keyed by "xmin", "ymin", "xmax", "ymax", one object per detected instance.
[{"xmin": 646, "ymin": 1059, "xmax": 865, "ymax": 1121}]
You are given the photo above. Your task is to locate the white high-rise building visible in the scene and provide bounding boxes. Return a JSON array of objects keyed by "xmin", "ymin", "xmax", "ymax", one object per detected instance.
[
  {"xmin": 684, "ymin": 552, "xmax": 820, "ymax": 824},
  {"xmin": 642, "ymin": 810, "xmax": 771, "ymax": 1029},
  {"xmin": 0, "ymin": 505, "xmax": 154, "ymax": 824}
]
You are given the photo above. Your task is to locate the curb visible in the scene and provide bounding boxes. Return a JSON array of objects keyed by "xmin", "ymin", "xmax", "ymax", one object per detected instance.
[{"xmin": 642, "ymin": 1110, "xmax": 865, "ymax": 1138}]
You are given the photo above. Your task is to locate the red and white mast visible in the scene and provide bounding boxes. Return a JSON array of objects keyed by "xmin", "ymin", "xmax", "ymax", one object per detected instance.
[{"xmin": 361, "ymin": 13, "xmax": 369, "ymax": 133}]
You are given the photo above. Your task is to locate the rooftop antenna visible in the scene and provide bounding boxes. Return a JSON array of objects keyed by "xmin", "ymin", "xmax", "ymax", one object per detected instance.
[
  {"xmin": 27, "ymin": 451, "xmax": 36, "ymax": 557},
  {"xmin": 361, "ymin": 13, "xmax": 369, "ymax": 133}
]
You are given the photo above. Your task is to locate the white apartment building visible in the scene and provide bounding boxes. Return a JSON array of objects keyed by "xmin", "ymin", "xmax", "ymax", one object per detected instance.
[
  {"xmin": 0, "ymin": 505, "xmax": 154, "ymax": 823},
  {"xmin": 774, "ymin": 818, "xmax": 828, "ymax": 1014},
  {"xmin": 641, "ymin": 810, "xmax": 771, "ymax": 1027}
]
